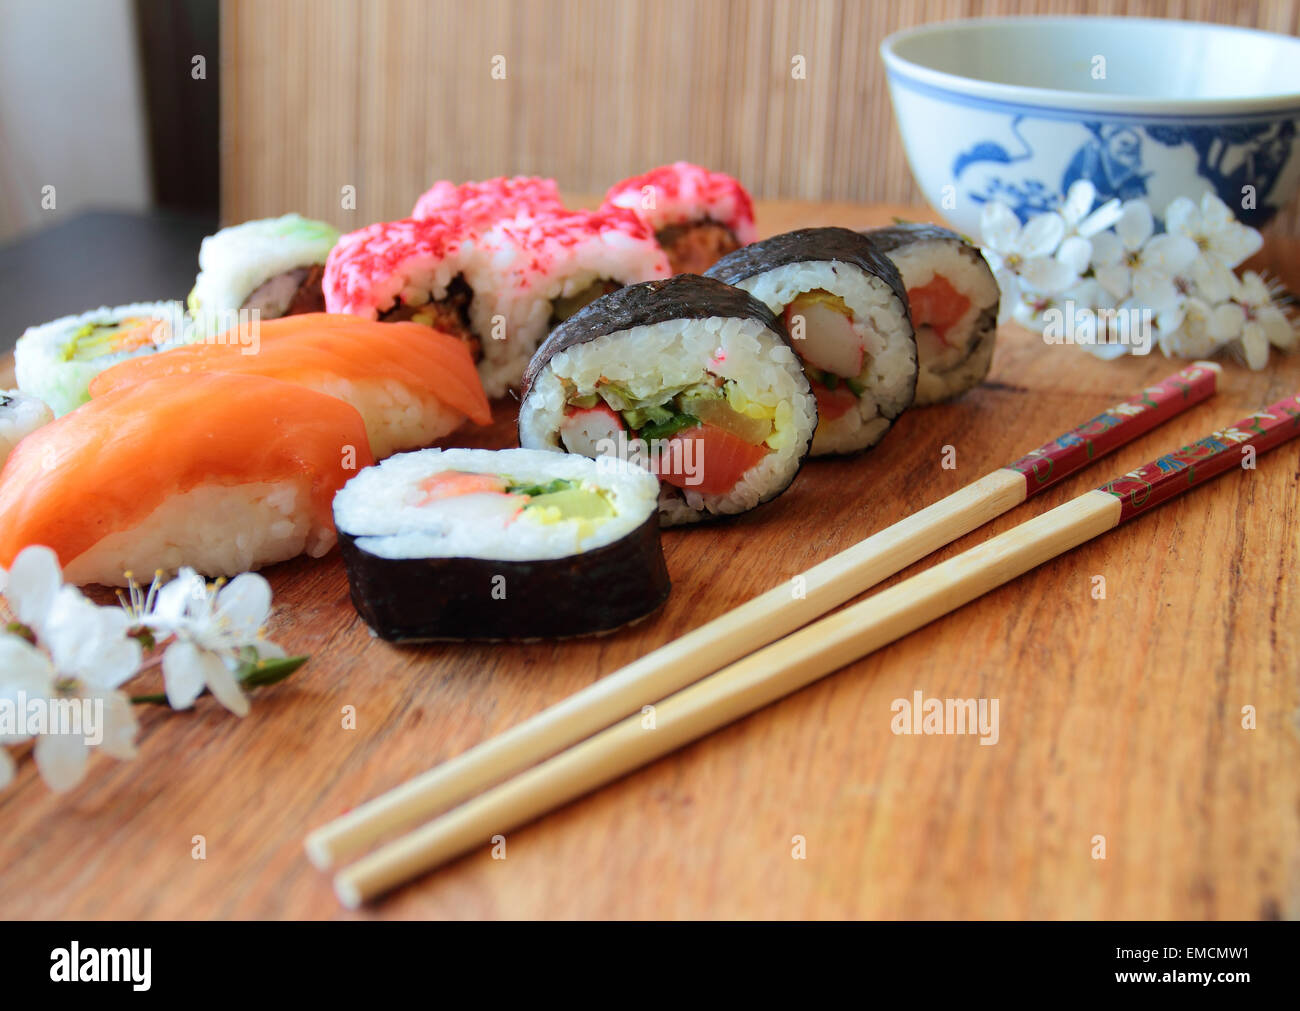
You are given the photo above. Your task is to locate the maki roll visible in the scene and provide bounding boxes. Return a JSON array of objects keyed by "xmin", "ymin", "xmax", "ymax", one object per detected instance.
[
  {"xmin": 0, "ymin": 373, "xmax": 374, "ymax": 586},
  {"xmin": 189, "ymin": 214, "xmax": 339, "ymax": 334},
  {"xmin": 705, "ymin": 228, "xmax": 917, "ymax": 456},
  {"xmin": 324, "ymin": 214, "xmax": 489, "ymax": 362},
  {"xmin": 0, "ymin": 390, "xmax": 53, "ymax": 469},
  {"xmin": 412, "ymin": 175, "xmax": 566, "ymax": 228},
  {"xmin": 862, "ymin": 224, "xmax": 1000, "ymax": 405},
  {"xmin": 473, "ymin": 207, "xmax": 671, "ymax": 397},
  {"xmin": 518, "ymin": 274, "xmax": 816, "ymax": 526},
  {"xmin": 601, "ymin": 162, "xmax": 757, "ymax": 274},
  {"xmin": 14, "ymin": 301, "xmax": 188, "ymax": 416},
  {"xmin": 334, "ymin": 447, "xmax": 669, "ymax": 641},
  {"xmin": 88, "ymin": 314, "xmax": 492, "ymax": 458}
]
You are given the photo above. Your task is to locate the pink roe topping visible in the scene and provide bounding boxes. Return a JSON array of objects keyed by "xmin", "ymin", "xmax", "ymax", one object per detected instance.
[
  {"xmin": 412, "ymin": 176, "xmax": 565, "ymax": 231},
  {"xmin": 600, "ymin": 161, "xmax": 757, "ymax": 243}
]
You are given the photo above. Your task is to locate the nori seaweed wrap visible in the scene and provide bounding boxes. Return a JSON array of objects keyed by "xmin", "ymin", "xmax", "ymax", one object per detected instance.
[{"xmin": 334, "ymin": 447, "xmax": 669, "ymax": 641}]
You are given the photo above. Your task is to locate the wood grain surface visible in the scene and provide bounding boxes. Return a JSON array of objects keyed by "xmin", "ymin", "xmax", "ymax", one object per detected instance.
[
  {"xmin": 1, "ymin": 201, "xmax": 1298, "ymax": 920},
  {"xmin": 220, "ymin": 0, "xmax": 1300, "ymax": 235}
]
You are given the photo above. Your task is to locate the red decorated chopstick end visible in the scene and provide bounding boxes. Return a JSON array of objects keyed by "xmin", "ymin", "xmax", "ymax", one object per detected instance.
[
  {"xmin": 1005, "ymin": 362, "xmax": 1220, "ymax": 498},
  {"xmin": 1099, "ymin": 393, "xmax": 1300, "ymax": 522}
]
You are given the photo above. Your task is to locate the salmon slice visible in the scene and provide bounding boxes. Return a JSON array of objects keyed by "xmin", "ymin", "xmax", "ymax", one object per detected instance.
[
  {"xmin": 0, "ymin": 373, "xmax": 375, "ymax": 574},
  {"xmin": 89, "ymin": 313, "xmax": 493, "ymax": 440}
]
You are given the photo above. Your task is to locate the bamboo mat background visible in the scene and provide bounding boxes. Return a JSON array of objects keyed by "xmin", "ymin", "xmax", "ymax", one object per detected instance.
[{"xmin": 220, "ymin": 0, "xmax": 1300, "ymax": 233}]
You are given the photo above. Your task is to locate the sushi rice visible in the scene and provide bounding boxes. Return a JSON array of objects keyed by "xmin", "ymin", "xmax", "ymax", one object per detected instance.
[
  {"xmin": 14, "ymin": 301, "xmax": 188, "ymax": 417},
  {"xmin": 0, "ymin": 390, "xmax": 54, "ymax": 469}
]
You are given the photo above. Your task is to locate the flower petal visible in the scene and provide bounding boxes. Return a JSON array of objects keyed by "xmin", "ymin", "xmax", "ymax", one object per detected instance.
[
  {"xmin": 1062, "ymin": 180, "xmax": 1096, "ymax": 226},
  {"xmin": 206, "ymin": 658, "xmax": 250, "ymax": 718},
  {"xmin": 1094, "ymin": 264, "xmax": 1133, "ymax": 302},
  {"xmin": 1143, "ymin": 233, "xmax": 1199, "ymax": 277},
  {"xmin": 6, "ymin": 546, "xmax": 63, "ymax": 632},
  {"xmin": 980, "ymin": 202, "xmax": 1022, "ymax": 254},
  {"xmin": 1056, "ymin": 236, "xmax": 1093, "ymax": 275},
  {"xmin": 1163, "ymin": 196, "xmax": 1198, "ymax": 238},
  {"xmin": 1199, "ymin": 192, "xmax": 1233, "ymax": 232},
  {"xmin": 214, "ymin": 573, "xmax": 273, "ymax": 642},
  {"xmin": 162, "ymin": 640, "xmax": 209, "ymax": 710},
  {"xmin": 1239, "ymin": 321, "xmax": 1270, "ymax": 370},
  {"xmin": 1018, "ymin": 212, "xmax": 1066, "ymax": 258},
  {"xmin": 149, "ymin": 568, "xmax": 206, "ymax": 628},
  {"xmin": 0, "ymin": 635, "xmax": 56, "ymax": 698},
  {"xmin": 1116, "ymin": 201, "xmax": 1154, "ymax": 250},
  {"xmin": 1260, "ymin": 307, "xmax": 1295, "ymax": 350},
  {"xmin": 1089, "ymin": 231, "xmax": 1123, "ymax": 268},
  {"xmin": 1132, "ymin": 271, "xmax": 1180, "ymax": 314},
  {"xmin": 94, "ymin": 691, "xmax": 139, "ymax": 761},
  {"xmin": 34, "ymin": 731, "xmax": 88, "ymax": 793},
  {"xmin": 0, "ymin": 747, "xmax": 13, "ymax": 791},
  {"xmin": 1208, "ymin": 302, "xmax": 1246, "ymax": 342},
  {"xmin": 1020, "ymin": 256, "xmax": 1079, "ymax": 295},
  {"xmin": 1191, "ymin": 258, "xmax": 1237, "ymax": 304},
  {"xmin": 1078, "ymin": 198, "xmax": 1124, "ymax": 237},
  {"xmin": 1210, "ymin": 225, "xmax": 1263, "ymax": 269}
]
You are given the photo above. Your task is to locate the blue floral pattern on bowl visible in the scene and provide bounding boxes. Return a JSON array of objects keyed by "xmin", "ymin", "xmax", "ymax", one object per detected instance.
[{"xmin": 884, "ymin": 68, "xmax": 1300, "ymax": 236}]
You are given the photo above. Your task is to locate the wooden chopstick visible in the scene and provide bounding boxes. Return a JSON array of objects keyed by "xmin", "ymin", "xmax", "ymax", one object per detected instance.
[
  {"xmin": 331, "ymin": 392, "xmax": 1300, "ymax": 907},
  {"xmin": 305, "ymin": 362, "xmax": 1219, "ymax": 870}
]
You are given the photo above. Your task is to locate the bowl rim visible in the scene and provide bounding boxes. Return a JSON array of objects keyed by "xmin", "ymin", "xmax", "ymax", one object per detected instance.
[{"xmin": 881, "ymin": 15, "xmax": 1300, "ymax": 116}]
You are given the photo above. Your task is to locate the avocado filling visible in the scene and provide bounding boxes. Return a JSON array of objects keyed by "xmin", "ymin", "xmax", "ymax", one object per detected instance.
[
  {"xmin": 64, "ymin": 317, "xmax": 168, "ymax": 363},
  {"xmin": 507, "ymin": 476, "xmax": 615, "ymax": 535}
]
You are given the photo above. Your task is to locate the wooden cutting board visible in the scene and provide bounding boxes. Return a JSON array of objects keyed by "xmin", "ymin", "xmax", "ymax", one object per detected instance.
[{"xmin": 2, "ymin": 202, "xmax": 1298, "ymax": 920}]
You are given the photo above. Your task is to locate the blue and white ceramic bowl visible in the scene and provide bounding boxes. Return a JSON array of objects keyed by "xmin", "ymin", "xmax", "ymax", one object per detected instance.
[{"xmin": 881, "ymin": 16, "xmax": 1300, "ymax": 235}]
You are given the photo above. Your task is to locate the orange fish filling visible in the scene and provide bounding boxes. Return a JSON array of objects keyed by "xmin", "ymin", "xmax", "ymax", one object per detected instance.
[{"xmin": 907, "ymin": 275, "xmax": 970, "ymax": 347}]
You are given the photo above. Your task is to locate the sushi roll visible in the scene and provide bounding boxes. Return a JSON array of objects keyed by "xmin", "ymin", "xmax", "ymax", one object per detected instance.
[
  {"xmin": 412, "ymin": 175, "xmax": 566, "ymax": 228},
  {"xmin": 335, "ymin": 447, "xmax": 669, "ymax": 641},
  {"xmin": 472, "ymin": 207, "xmax": 671, "ymax": 398},
  {"xmin": 0, "ymin": 373, "xmax": 375, "ymax": 586},
  {"xmin": 601, "ymin": 161, "xmax": 757, "ymax": 274},
  {"xmin": 88, "ymin": 314, "xmax": 492, "ymax": 458},
  {"xmin": 324, "ymin": 215, "xmax": 489, "ymax": 363},
  {"xmin": 705, "ymin": 228, "xmax": 917, "ymax": 457},
  {"xmin": 862, "ymin": 224, "xmax": 1000, "ymax": 405},
  {"xmin": 189, "ymin": 214, "xmax": 340, "ymax": 334},
  {"xmin": 14, "ymin": 301, "xmax": 188, "ymax": 417},
  {"xmin": 518, "ymin": 274, "xmax": 816, "ymax": 526},
  {"xmin": 0, "ymin": 391, "xmax": 53, "ymax": 469}
]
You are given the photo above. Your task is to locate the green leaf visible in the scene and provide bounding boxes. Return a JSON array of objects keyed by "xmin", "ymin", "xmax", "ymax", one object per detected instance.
[
  {"xmin": 130, "ymin": 692, "xmax": 170, "ymax": 706},
  {"xmin": 638, "ymin": 413, "xmax": 701, "ymax": 442},
  {"xmin": 239, "ymin": 654, "xmax": 310, "ymax": 689}
]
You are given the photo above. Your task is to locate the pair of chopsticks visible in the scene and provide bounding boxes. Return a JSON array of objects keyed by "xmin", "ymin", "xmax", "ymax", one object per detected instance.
[{"xmin": 309, "ymin": 361, "xmax": 1299, "ymax": 907}]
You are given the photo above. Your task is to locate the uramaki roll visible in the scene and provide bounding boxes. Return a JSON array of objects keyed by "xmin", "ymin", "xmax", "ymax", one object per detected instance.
[{"xmin": 600, "ymin": 162, "xmax": 758, "ymax": 274}]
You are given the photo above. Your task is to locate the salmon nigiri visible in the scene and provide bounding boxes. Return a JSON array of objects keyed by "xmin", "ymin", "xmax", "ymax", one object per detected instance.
[
  {"xmin": 0, "ymin": 373, "xmax": 375, "ymax": 586},
  {"xmin": 88, "ymin": 313, "xmax": 492, "ymax": 458}
]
